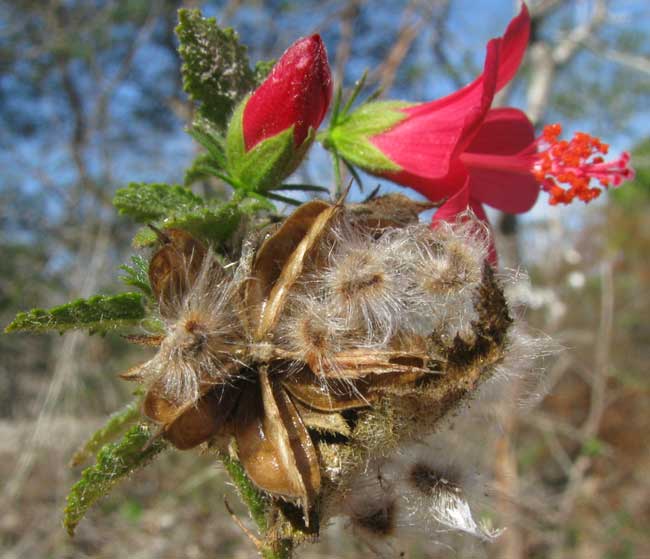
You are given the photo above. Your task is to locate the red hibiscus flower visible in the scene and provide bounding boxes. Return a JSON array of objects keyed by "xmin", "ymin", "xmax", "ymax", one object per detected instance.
[
  {"xmin": 372, "ymin": 6, "xmax": 534, "ymax": 212},
  {"xmin": 324, "ymin": 4, "xmax": 633, "ymax": 263}
]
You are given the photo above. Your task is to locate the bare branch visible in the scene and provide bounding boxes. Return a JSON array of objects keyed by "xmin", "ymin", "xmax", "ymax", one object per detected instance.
[
  {"xmin": 586, "ymin": 37, "xmax": 650, "ymax": 75},
  {"xmin": 556, "ymin": 260, "xmax": 613, "ymax": 522},
  {"xmin": 333, "ymin": 0, "xmax": 363, "ymax": 86},
  {"xmin": 57, "ymin": 59, "xmax": 112, "ymax": 208},
  {"xmin": 551, "ymin": 0, "xmax": 608, "ymax": 65},
  {"xmin": 525, "ymin": 41, "xmax": 556, "ymax": 125},
  {"xmin": 525, "ymin": 0, "xmax": 609, "ymax": 124},
  {"xmin": 528, "ymin": 0, "xmax": 568, "ymax": 19},
  {"xmin": 370, "ymin": 0, "xmax": 435, "ymax": 94},
  {"xmin": 430, "ymin": 1, "xmax": 464, "ymax": 89}
]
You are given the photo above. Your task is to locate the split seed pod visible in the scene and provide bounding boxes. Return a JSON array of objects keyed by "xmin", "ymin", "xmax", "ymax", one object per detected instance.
[{"xmin": 122, "ymin": 194, "xmax": 513, "ymax": 536}]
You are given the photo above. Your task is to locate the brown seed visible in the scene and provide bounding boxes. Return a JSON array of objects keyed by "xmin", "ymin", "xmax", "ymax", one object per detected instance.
[
  {"xmin": 148, "ymin": 228, "xmax": 208, "ymax": 312},
  {"xmin": 352, "ymin": 498, "xmax": 397, "ymax": 537},
  {"xmin": 409, "ymin": 461, "xmax": 462, "ymax": 496}
]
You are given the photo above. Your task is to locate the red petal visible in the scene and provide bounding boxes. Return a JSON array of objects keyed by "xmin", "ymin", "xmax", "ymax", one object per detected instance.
[
  {"xmin": 432, "ymin": 182, "xmax": 471, "ymax": 222},
  {"xmin": 466, "ymin": 108, "xmax": 535, "ymax": 155},
  {"xmin": 372, "ymin": 41, "xmax": 498, "ymax": 182},
  {"xmin": 383, "ymin": 159, "xmax": 466, "ymax": 203},
  {"xmin": 243, "ymin": 34, "xmax": 332, "ymax": 151},
  {"xmin": 463, "ymin": 108, "xmax": 540, "ymax": 213},
  {"xmin": 494, "ymin": 4, "xmax": 531, "ymax": 91},
  {"xmin": 371, "ymin": 5, "xmax": 530, "ymax": 184},
  {"xmin": 407, "ymin": 4, "xmax": 530, "ymax": 119}
]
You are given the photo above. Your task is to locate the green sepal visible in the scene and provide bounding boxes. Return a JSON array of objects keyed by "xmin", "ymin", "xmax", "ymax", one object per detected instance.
[
  {"xmin": 232, "ymin": 127, "xmax": 297, "ymax": 193},
  {"xmin": 226, "ymin": 97, "xmax": 313, "ymax": 193},
  {"xmin": 185, "ymin": 114, "xmax": 238, "ymax": 186},
  {"xmin": 176, "ymin": 9, "xmax": 256, "ymax": 130},
  {"xmin": 119, "ymin": 256, "xmax": 152, "ymax": 296},
  {"xmin": 339, "ymin": 70, "xmax": 369, "ymax": 119},
  {"xmin": 271, "ymin": 184, "xmax": 330, "ymax": 194},
  {"xmin": 324, "ymin": 101, "xmax": 411, "ymax": 173},
  {"xmin": 113, "ymin": 182, "xmax": 204, "ymax": 223},
  {"xmin": 63, "ymin": 424, "xmax": 166, "ymax": 536},
  {"xmin": 70, "ymin": 397, "xmax": 143, "ymax": 467},
  {"xmin": 265, "ymin": 192, "xmax": 302, "ymax": 206},
  {"xmin": 225, "ymin": 98, "xmax": 248, "ymax": 183},
  {"xmin": 5, "ymin": 293, "xmax": 146, "ymax": 334}
]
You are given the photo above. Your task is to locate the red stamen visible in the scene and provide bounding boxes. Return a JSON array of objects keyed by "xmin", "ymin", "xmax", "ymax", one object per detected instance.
[{"xmin": 533, "ymin": 124, "xmax": 635, "ymax": 205}]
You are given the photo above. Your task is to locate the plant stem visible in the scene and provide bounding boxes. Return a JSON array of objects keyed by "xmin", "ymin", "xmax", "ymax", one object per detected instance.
[{"xmin": 220, "ymin": 453, "xmax": 294, "ymax": 559}]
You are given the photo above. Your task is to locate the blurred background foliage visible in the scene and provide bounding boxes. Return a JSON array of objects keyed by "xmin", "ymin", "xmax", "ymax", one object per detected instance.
[{"xmin": 1, "ymin": 1, "xmax": 648, "ymax": 558}]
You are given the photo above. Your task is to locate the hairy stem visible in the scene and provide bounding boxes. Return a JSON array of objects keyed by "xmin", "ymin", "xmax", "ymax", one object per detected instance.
[{"xmin": 220, "ymin": 453, "xmax": 294, "ymax": 559}]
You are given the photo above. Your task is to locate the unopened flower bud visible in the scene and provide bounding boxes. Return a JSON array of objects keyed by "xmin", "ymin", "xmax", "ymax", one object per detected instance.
[{"xmin": 226, "ymin": 34, "xmax": 332, "ymax": 193}]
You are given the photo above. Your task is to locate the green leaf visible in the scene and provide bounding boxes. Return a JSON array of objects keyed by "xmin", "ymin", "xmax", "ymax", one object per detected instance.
[
  {"xmin": 160, "ymin": 203, "xmax": 243, "ymax": 240},
  {"xmin": 188, "ymin": 126, "xmax": 227, "ymax": 169},
  {"xmin": 70, "ymin": 397, "xmax": 143, "ymax": 467},
  {"xmin": 581, "ymin": 436, "xmax": 605, "ymax": 457},
  {"xmin": 113, "ymin": 182, "xmax": 205, "ymax": 223},
  {"xmin": 185, "ymin": 153, "xmax": 220, "ymax": 186},
  {"xmin": 119, "ymin": 500, "xmax": 144, "ymax": 523},
  {"xmin": 5, "ymin": 293, "xmax": 146, "ymax": 334},
  {"xmin": 119, "ymin": 256, "xmax": 152, "ymax": 296},
  {"xmin": 176, "ymin": 9, "xmax": 256, "ymax": 129},
  {"xmin": 131, "ymin": 200, "xmax": 257, "ymax": 248},
  {"xmin": 64, "ymin": 424, "xmax": 165, "ymax": 536},
  {"xmin": 254, "ymin": 59, "xmax": 275, "ymax": 85},
  {"xmin": 254, "ymin": 59, "xmax": 276, "ymax": 86},
  {"xmin": 132, "ymin": 228, "xmax": 158, "ymax": 248}
]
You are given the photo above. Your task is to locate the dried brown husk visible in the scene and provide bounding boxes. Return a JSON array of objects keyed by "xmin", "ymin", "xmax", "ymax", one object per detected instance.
[{"xmin": 121, "ymin": 194, "xmax": 513, "ymax": 538}]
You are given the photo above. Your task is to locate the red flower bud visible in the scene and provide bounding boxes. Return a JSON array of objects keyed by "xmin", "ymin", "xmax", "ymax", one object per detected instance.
[{"xmin": 243, "ymin": 34, "xmax": 332, "ymax": 151}]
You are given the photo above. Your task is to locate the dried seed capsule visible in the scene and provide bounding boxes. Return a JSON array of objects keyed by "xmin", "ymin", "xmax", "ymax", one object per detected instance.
[{"xmin": 116, "ymin": 196, "xmax": 519, "ymax": 533}]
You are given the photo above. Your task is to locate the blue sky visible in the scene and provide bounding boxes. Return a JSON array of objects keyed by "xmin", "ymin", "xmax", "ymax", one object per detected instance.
[{"xmin": 1, "ymin": 0, "xmax": 647, "ymax": 254}]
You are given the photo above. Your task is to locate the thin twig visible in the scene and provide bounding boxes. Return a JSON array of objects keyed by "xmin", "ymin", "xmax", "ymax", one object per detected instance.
[
  {"xmin": 224, "ymin": 497, "xmax": 265, "ymax": 551},
  {"xmin": 556, "ymin": 260, "xmax": 613, "ymax": 522}
]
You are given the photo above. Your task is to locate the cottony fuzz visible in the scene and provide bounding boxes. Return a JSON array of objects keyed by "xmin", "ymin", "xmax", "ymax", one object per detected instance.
[{"xmin": 123, "ymin": 194, "xmax": 515, "ymax": 544}]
